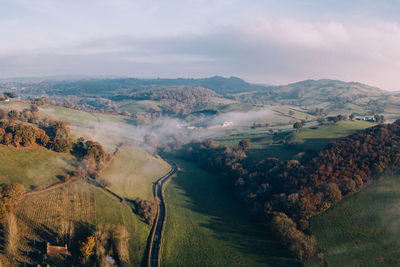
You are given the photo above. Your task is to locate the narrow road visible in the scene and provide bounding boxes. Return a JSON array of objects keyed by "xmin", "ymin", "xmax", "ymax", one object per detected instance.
[{"xmin": 148, "ymin": 157, "xmax": 177, "ymax": 267}]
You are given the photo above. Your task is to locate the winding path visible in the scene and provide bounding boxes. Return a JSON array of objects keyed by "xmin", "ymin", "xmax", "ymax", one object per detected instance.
[{"xmin": 148, "ymin": 157, "xmax": 177, "ymax": 267}]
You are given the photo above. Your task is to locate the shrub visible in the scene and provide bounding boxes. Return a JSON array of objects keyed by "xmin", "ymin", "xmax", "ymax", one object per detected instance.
[{"xmin": 133, "ymin": 197, "xmax": 157, "ymax": 224}]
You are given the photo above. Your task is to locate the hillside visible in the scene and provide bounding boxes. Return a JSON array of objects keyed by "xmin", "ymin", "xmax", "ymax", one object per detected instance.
[
  {"xmin": 1, "ymin": 76, "xmax": 270, "ymax": 97},
  {"xmin": 0, "ymin": 101, "xmax": 173, "ymax": 266},
  {"xmin": 308, "ymin": 175, "xmax": 400, "ymax": 266},
  {"xmin": 2, "ymin": 77, "xmax": 397, "ymax": 123},
  {"xmin": 273, "ymin": 79, "xmax": 385, "ymax": 99},
  {"xmin": 238, "ymin": 79, "xmax": 388, "ymax": 104}
]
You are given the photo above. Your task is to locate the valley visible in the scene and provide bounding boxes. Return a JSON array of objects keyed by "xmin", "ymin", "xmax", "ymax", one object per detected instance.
[{"xmin": 0, "ymin": 77, "xmax": 399, "ymax": 266}]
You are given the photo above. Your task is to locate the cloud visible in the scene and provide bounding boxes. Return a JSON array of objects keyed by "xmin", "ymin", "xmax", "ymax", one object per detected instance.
[{"xmin": 1, "ymin": 15, "xmax": 400, "ymax": 90}]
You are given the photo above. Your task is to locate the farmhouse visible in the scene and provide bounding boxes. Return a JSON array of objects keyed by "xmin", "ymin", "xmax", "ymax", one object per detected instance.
[{"xmin": 46, "ymin": 242, "xmax": 71, "ymax": 256}]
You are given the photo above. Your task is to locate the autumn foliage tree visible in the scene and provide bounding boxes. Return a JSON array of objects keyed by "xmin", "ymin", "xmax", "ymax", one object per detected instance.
[
  {"xmin": 0, "ymin": 183, "xmax": 25, "ymax": 222},
  {"xmin": 80, "ymin": 236, "xmax": 96, "ymax": 262}
]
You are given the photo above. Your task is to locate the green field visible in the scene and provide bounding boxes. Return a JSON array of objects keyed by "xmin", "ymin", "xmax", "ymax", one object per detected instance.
[
  {"xmin": 117, "ymin": 100, "xmax": 163, "ymax": 114},
  {"xmin": 94, "ymin": 187, "xmax": 151, "ymax": 267},
  {"xmin": 101, "ymin": 145, "xmax": 171, "ymax": 201},
  {"xmin": 0, "ymin": 145, "xmax": 77, "ymax": 189},
  {"xmin": 249, "ymin": 121, "xmax": 375, "ymax": 162},
  {"xmin": 287, "ymin": 120, "xmax": 376, "ymax": 145},
  {"xmin": 161, "ymin": 158, "xmax": 299, "ymax": 267},
  {"xmin": 215, "ymin": 120, "xmax": 376, "ymax": 163},
  {"xmin": 0, "ymin": 100, "xmax": 30, "ymax": 111},
  {"xmin": 307, "ymin": 176, "xmax": 400, "ymax": 267},
  {"xmin": 40, "ymin": 105, "xmax": 134, "ymax": 151}
]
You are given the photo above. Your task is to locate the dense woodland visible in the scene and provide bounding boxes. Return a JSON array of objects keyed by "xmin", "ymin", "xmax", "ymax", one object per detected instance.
[{"xmin": 184, "ymin": 120, "xmax": 400, "ymax": 261}]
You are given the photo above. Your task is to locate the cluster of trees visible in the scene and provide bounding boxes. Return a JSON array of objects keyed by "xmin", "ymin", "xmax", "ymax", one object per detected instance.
[
  {"xmin": 308, "ymin": 108, "xmax": 328, "ymax": 116},
  {"xmin": 73, "ymin": 138, "xmax": 109, "ymax": 179},
  {"xmin": 135, "ymin": 112, "xmax": 161, "ymax": 125},
  {"xmin": 1, "ymin": 107, "xmax": 110, "ymax": 170},
  {"xmin": 0, "ymin": 108, "xmax": 73, "ymax": 152},
  {"xmin": 183, "ymin": 120, "xmax": 400, "ymax": 261},
  {"xmin": 114, "ymin": 86, "xmax": 218, "ymax": 116},
  {"xmin": 80, "ymin": 224, "xmax": 130, "ymax": 265},
  {"xmin": 326, "ymin": 114, "xmax": 349, "ymax": 122},
  {"xmin": 374, "ymin": 114, "xmax": 386, "ymax": 123},
  {"xmin": 133, "ymin": 197, "xmax": 157, "ymax": 225},
  {"xmin": 3, "ymin": 91, "xmax": 18, "ymax": 98},
  {"xmin": 60, "ymin": 223, "xmax": 130, "ymax": 266},
  {"xmin": 251, "ymin": 122, "xmax": 270, "ymax": 129}
]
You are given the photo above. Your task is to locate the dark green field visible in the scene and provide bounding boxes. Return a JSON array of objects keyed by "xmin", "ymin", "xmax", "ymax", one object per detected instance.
[{"xmin": 161, "ymin": 158, "xmax": 299, "ymax": 267}]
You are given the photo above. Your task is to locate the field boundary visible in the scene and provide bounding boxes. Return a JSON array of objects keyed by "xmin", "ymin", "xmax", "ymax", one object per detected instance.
[{"xmin": 24, "ymin": 175, "xmax": 79, "ymax": 197}]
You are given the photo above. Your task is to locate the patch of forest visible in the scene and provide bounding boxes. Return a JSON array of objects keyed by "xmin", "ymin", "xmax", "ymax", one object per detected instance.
[{"xmin": 183, "ymin": 120, "xmax": 400, "ymax": 262}]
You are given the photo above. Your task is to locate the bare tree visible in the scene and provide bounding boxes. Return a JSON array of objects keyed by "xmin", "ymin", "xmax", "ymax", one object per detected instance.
[
  {"xmin": 113, "ymin": 225, "xmax": 130, "ymax": 263},
  {"xmin": 5, "ymin": 213, "xmax": 19, "ymax": 257}
]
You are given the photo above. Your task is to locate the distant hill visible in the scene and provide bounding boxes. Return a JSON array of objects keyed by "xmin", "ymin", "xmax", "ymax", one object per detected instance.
[
  {"xmin": 2, "ymin": 76, "xmax": 387, "ymax": 100},
  {"xmin": 238, "ymin": 79, "xmax": 390, "ymax": 106},
  {"xmin": 1, "ymin": 76, "xmax": 271, "ymax": 97},
  {"xmin": 271, "ymin": 79, "xmax": 386, "ymax": 99}
]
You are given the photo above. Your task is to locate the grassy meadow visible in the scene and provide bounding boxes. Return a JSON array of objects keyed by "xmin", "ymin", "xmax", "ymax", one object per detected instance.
[
  {"xmin": 0, "ymin": 145, "xmax": 77, "ymax": 189},
  {"xmin": 40, "ymin": 105, "xmax": 133, "ymax": 151},
  {"xmin": 101, "ymin": 145, "xmax": 171, "ymax": 201},
  {"xmin": 307, "ymin": 175, "xmax": 400, "ymax": 267},
  {"xmin": 161, "ymin": 158, "xmax": 299, "ymax": 267},
  {"xmin": 216, "ymin": 120, "xmax": 376, "ymax": 163}
]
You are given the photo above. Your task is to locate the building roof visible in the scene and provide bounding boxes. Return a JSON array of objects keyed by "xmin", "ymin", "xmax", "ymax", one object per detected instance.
[{"xmin": 46, "ymin": 243, "xmax": 71, "ymax": 256}]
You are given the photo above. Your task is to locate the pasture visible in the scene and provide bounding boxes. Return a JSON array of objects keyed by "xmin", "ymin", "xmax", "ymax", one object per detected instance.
[
  {"xmin": 0, "ymin": 145, "xmax": 77, "ymax": 189},
  {"xmin": 161, "ymin": 158, "xmax": 299, "ymax": 267},
  {"xmin": 101, "ymin": 145, "xmax": 171, "ymax": 201},
  {"xmin": 307, "ymin": 175, "xmax": 400, "ymax": 267}
]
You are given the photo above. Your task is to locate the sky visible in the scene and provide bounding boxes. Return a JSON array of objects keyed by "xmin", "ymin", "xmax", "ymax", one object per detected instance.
[{"xmin": 1, "ymin": 0, "xmax": 400, "ymax": 90}]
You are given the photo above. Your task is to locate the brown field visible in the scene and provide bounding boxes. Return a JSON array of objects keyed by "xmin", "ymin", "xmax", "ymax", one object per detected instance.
[{"xmin": 3, "ymin": 179, "xmax": 96, "ymax": 265}]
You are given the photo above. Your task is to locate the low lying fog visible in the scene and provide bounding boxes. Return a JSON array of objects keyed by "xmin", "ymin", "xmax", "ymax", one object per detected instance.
[{"xmin": 41, "ymin": 107, "xmax": 274, "ymax": 151}]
